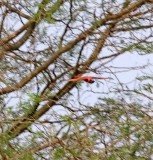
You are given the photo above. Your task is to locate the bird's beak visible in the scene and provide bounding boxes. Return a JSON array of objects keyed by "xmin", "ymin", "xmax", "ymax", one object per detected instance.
[{"xmin": 89, "ymin": 80, "xmax": 95, "ymax": 83}]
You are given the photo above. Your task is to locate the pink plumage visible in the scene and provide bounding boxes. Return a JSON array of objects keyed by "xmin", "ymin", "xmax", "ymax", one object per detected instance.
[{"xmin": 68, "ymin": 75, "xmax": 110, "ymax": 83}]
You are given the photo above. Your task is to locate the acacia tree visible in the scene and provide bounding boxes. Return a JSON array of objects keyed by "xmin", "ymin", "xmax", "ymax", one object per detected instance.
[{"xmin": 0, "ymin": 0, "xmax": 153, "ymax": 159}]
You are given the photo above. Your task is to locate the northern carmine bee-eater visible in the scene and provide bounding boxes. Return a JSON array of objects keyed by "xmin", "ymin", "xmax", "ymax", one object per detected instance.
[{"xmin": 68, "ymin": 74, "xmax": 111, "ymax": 84}]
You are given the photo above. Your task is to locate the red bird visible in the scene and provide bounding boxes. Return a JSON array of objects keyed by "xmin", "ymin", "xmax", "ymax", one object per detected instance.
[{"xmin": 68, "ymin": 74, "xmax": 110, "ymax": 84}]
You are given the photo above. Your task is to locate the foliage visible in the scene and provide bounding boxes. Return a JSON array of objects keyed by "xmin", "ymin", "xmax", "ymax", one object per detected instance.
[{"xmin": 0, "ymin": 0, "xmax": 153, "ymax": 159}]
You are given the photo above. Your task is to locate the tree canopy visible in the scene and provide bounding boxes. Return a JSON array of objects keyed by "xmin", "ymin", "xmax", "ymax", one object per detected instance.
[{"xmin": 0, "ymin": 0, "xmax": 153, "ymax": 159}]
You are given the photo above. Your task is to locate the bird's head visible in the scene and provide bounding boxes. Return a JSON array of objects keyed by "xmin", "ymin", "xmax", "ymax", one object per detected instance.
[{"xmin": 89, "ymin": 80, "xmax": 95, "ymax": 84}]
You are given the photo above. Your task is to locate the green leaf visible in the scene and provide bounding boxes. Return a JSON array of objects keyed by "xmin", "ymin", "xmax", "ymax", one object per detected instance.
[{"xmin": 53, "ymin": 147, "xmax": 65, "ymax": 160}]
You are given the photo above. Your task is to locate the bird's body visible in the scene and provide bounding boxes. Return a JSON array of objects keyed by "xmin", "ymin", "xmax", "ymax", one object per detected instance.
[{"xmin": 68, "ymin": 75, "xmax": 110, "ymax": 83}]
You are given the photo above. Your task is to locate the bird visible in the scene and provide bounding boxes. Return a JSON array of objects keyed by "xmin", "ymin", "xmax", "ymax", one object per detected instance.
[{"xmin": 68, "ymin": 74, "xmax": 111, "ymax": 84}]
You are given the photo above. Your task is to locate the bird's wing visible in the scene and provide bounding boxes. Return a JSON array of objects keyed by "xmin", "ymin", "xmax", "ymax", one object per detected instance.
[
  {"xmin": 68, "ymin": 78, "xmax": 78, "ymax": 82},
  {"xmin": 68, "ymin": 74, "xmax": 83, "ymax": 82},
  {"xmin": 76, "ymin": 76, "xmax": 90, "ymax": 80},
  {"xmin": 73, "ymin": 74, "xmax": 83, "ymax": 78},
  {"xmin": 75, "ymin": 76, "xmax": 108, "ymax": 80},
  {"xmin": 90, "ymin": 76, "xmax": 110, "ymax": 80}
]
